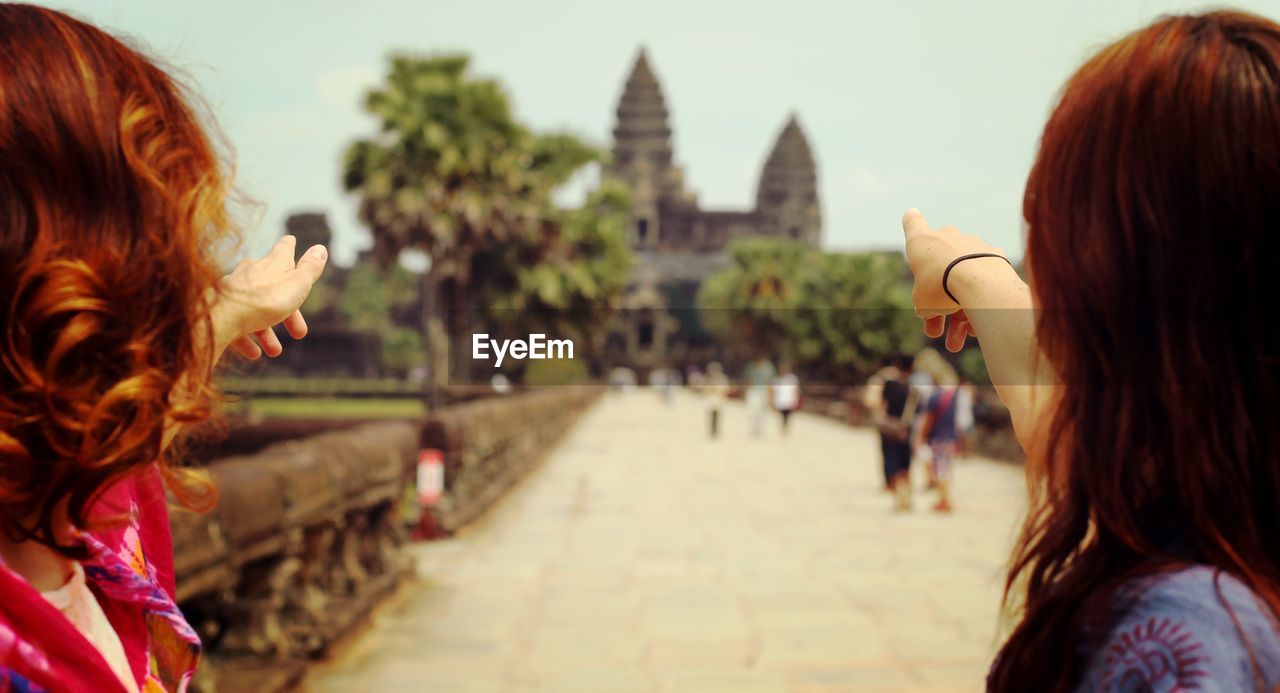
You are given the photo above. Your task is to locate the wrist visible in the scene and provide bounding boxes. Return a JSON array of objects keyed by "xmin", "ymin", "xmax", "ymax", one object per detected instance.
[
  {"xmin": 945, "ymin": 255, "xmax": 1019, "ymax": 307},
  {"xmin": 208, "ymin": 299, "xmax": 240, "ymax": 362}
]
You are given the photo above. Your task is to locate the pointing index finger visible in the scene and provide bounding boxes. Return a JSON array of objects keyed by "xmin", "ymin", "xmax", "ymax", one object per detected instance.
[{"xmin": 902, "ymin": 208, "xmax": 930, "ymax": 239}]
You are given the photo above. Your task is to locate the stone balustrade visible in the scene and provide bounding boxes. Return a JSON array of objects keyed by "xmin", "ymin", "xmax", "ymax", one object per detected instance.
[
  {"xmin": 173, "ymin": 387, "xmax": 601, "ymax": 690},
  {"xmin": 419, "ymin": 386, "xmax": 601, "ymax": 534}
]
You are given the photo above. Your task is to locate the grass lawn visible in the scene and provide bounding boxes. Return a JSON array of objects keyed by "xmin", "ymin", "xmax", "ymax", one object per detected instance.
[{"xmin": 227, "ymin": 397, "xmax": 426, "ymax": 420}]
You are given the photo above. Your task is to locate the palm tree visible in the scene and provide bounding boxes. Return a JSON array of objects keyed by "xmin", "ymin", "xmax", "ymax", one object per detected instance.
[
  {"xmin": 697, "ymin": 239, "xmax": 921, "ymax": 379},
  {"xmin": 696, "ymin": 237, "xmax": 811, "ymax": 358},
  {"xmin": 791, "ymin": 251, "xmax": 921, "ymax": 381},
  {"xmin": 471, "ymin": 180, "xmax": 633, "ymax": 374},
  {"xmin": 343, "ymin": 54, "xmax": 602, "ymax": 398}
]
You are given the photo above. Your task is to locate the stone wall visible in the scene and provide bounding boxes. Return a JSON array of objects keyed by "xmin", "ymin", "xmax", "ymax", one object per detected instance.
[
  {"xmin": 174, "ymin": 420, "xmax": 419, "ymax": 691},
  {"xmin": 172, "ymin": 387, "xmax": 600, "ymax": 690},
  {"xmin": 420, "ymin": 387, "xmax": 601, "ymax": 534}
]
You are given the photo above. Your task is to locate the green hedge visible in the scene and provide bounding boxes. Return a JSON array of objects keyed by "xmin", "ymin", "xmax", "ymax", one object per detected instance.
[{"xmin": 220, "ymin": 376, "xmax": 423, "ymax": 397}]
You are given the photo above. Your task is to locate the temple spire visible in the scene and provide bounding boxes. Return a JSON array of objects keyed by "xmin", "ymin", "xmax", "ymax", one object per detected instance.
[
  {"xmin": 610, "ymin": 47, "xmax": 685, "ymax": 249},
  {"xmin": 610, "ymin": 47, "xmax": 674, "ymax": 176},
  {"xmin": 756, "ymin": 113, "xmax": 821, "ymax": 245}
]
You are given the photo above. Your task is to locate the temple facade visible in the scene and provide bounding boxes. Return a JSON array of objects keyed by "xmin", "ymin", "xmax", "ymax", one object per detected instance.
[
  {"xmin": 609, "ymin": 49, "xmax": 821, "ymax": 253},
  {"xmin": 605, "ymin": 48, "xmax": 822, "ymax": 374}
]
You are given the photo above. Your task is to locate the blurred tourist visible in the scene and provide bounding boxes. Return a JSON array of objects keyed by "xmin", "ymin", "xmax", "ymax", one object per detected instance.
[
  {"xmin": 869, "ymin": 357, "xmax": 916, "ymax": 510},
  {"xmin": 909, "ymin": 348, "xmax": 941, "ymax": 486},
  {"xmin": 915, "ymin": 373, "xmax": 961, "ymax": 513},
  {"xmin": 651, "ymin": 366, "xmax": 678, "ymax": 407},
  {"xmin": 771, "ymin": 362, "xmax": 801, "ymax": 436},
  {"xmin": 685, "ymin": 365, "xmax": 704, "ymax": 389},
  {"xmin": 954, "ymin": 377, "xmax": 976, "ymax": 456},
  {"xmin": 743, "ymin": 356, "xmax": 776, "ymax": 438},
  {"xmin": 704, "ymin": 362, "xmax": 730, "ymax": 439},
  {"xmin": 608, "ymin": 366, "xmax": 638, "ymax": 391}
]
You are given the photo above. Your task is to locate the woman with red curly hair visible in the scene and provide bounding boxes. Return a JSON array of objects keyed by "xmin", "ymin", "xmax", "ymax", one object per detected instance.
[
  {"xmin": 0, "ymin": 5, "xmax": 327, "ymax": 691},
  {"xmin": 903, "ymin": 10, "xmax": 1280, "ymax": 691}
]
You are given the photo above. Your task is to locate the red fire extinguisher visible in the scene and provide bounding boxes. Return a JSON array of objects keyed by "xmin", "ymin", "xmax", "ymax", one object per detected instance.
[
  {"xmin": 417, "ymin": 449, "xmax": 445, "ymax": 507},
  {"xmin": 412, "ymin": 449, "xmax": 447, "ymax": 540}
]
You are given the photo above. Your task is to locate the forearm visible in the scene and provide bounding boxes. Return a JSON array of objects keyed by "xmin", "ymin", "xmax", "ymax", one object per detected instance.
[
  {"xmin": 948, "ymin": 258, "xmax": 1053, "ymax": 448},
  {"xmin": 864, "ymin": 382, "xmax": 885, "ymax": 422}
]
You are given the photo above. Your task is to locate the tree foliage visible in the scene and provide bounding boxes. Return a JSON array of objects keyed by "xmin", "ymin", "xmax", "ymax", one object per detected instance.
[
  {"xmin": 697, "ymin": 237, "xmax": 920, "ymax": 380},
  {"xmin": 472, "ymin": 180, "xmax": 632, "ymax": 342},
  {"xmin": 341, "ymin": 53, "xmax": 632, "ymax": 382},
  {"xmin": 696, "ymin": 238, "xmax": 811, "ymax": 357},
  {"xmin": 791, "ymin": 252, "xmax": 922, "ymax": 379},
  {"xmin": 337, "ymin": 262, "xmax": 419, "ymax": 331},
  {"xmin": 333, "ymin": 262, "xmax": 424, "ymax": 373},
  {"xmin": 343, "ymin": 55, "xmax": 541, "ymax": 272}
]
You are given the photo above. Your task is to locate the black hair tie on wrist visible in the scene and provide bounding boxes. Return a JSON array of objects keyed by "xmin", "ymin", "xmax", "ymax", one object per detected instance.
[{"xmin": 941, "ymin": 253, "xmax": 1014, "ymax": 305}]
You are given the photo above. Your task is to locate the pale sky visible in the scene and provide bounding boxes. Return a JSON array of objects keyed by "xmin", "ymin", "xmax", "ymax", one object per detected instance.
[{"xmin": 52, "ymin": 0, "xmax": 1279, "ymax": 265}]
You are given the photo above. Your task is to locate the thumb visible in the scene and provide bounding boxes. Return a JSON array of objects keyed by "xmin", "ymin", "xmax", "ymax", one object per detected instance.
[
  {"xmin": 294, "ymin": 244, "xmax": 329, "ymax": 284},
  {"xmin": 902, "ymin": 208, "xmax": 930, "ymax": 239}
]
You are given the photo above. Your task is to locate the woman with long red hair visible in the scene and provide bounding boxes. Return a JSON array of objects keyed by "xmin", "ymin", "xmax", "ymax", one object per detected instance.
[
  {"xmin": 903, "ymin": 10, "xmax": 1280, "ymax": 691},
  {"xmin": 0, "ymin": 5, "xmax": 326, "ymax": 691}
]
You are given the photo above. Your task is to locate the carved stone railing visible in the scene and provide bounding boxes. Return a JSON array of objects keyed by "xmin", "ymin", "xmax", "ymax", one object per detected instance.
[
  {"xmin": 173, "ymin": 387, "xmax": 601, "ymax": 691},
  {"xmin": 172, "ymin": 420, "xmax": 419, "ymax": 691},
  {"xmin": 419, "ymin": 386, "xmax": 600, "ymax": 534}
]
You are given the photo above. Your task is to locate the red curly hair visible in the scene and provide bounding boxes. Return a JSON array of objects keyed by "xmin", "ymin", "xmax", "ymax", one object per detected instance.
[{"xmin": 0, "ymin": 5, "xmax": 235, "ymax": 558}]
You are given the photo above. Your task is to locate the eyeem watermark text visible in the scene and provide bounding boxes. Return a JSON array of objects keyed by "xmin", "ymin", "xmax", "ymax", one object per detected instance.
[{"xmin": 472, "ymin": 333, "xmax": 574, "ymax": 367}]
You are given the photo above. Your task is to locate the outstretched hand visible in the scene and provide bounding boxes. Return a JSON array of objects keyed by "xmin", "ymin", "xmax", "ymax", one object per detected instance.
[
  {"xmin": 211, "ymin": 235, "xmax": 328, "ymax": 361},
  {"xmin": 901, "ymin": 209, "xmax": 1010, "ymax": 352},
  {"xmin": 901, "ymin": 209, "xmax": 1044, "ymax": 450}
]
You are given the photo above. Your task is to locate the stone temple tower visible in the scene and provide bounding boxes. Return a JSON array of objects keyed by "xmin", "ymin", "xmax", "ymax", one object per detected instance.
[
  {"xmin": 755, "ymin": 114, "xmax": 821, "ymax": 246},
  {"xmin": 602, "ymin": 47, "xmax": 824, "ymax": 373},
  {"xmin": 609, "ymin": 48, "xmax": 686, "ymax": 250},
  {"xmin": 605, "ymin": 47, "xmax": 820, "ymax": 254}
]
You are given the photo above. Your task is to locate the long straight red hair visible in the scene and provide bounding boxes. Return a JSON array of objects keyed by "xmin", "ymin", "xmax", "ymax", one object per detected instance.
[
  {"xmin": 989, "ymin": 10, "xmax": 1280, "ymax": 690},
  {"xmin": 0, "ymin": 5, "xmax": 236, "ymax": 557}
]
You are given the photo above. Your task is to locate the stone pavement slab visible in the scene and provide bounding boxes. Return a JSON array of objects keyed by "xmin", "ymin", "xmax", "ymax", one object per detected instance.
[{"xmin": 304, "ymin": 390, "xmax": 1026, "ymax": 692}]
